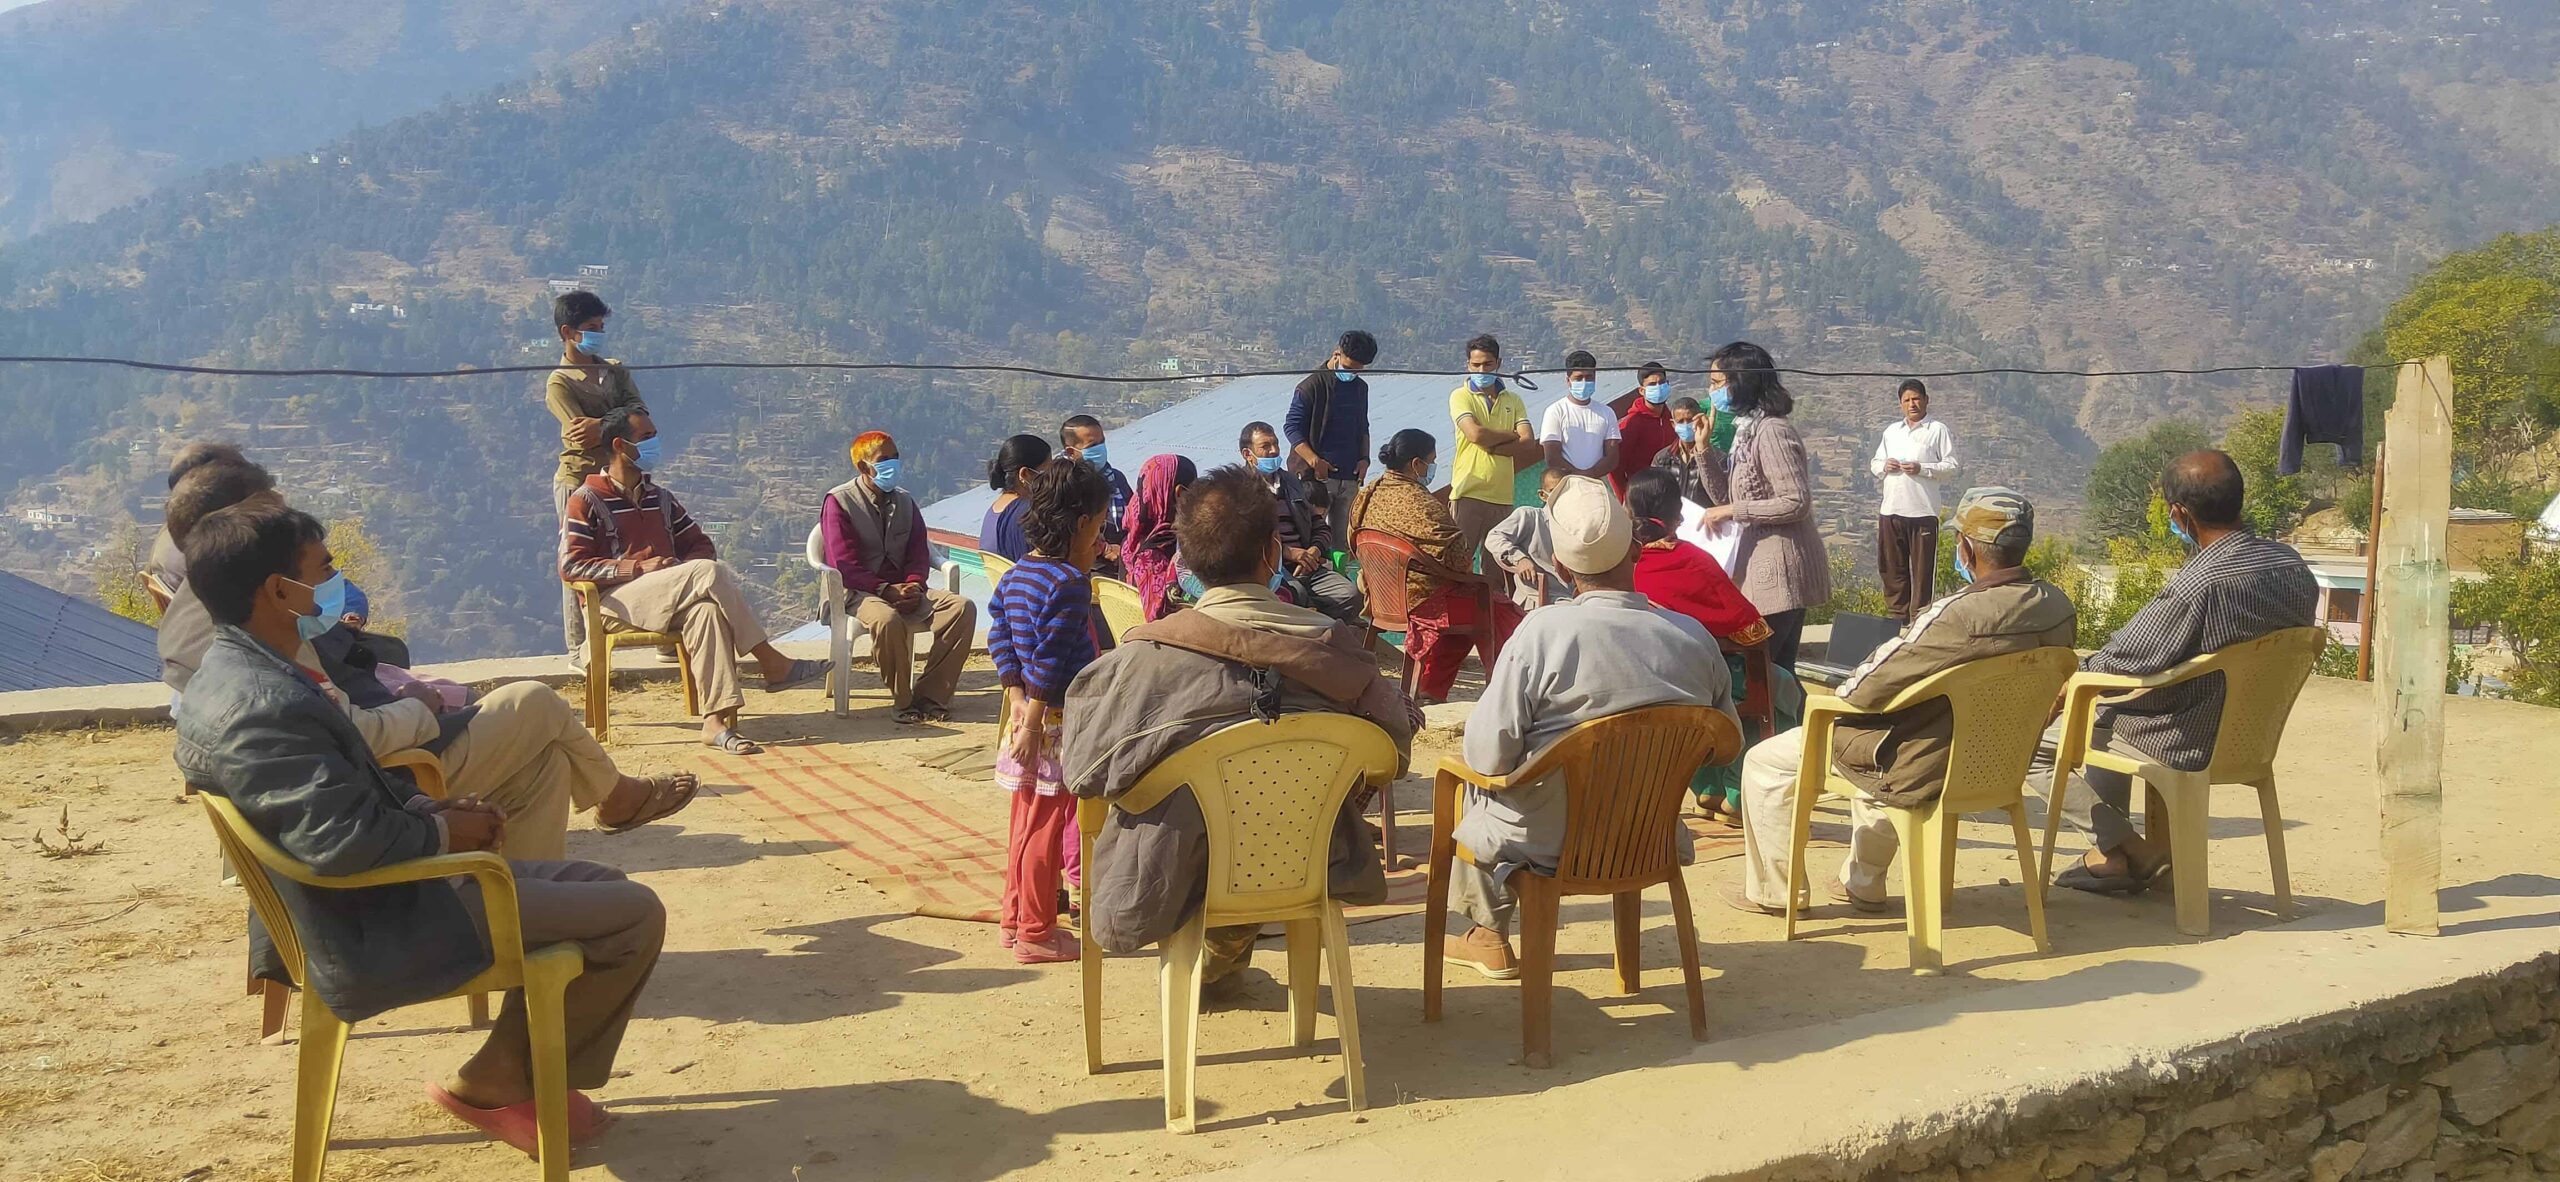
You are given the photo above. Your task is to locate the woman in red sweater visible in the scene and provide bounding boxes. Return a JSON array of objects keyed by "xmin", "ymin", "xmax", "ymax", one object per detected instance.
[{"xmin": 1625, "ymin": 469, "xmax": 1801, "ymax": 822}]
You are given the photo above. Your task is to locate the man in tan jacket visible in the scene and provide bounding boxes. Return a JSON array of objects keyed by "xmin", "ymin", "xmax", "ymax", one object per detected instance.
[{"xmin": 1726, "ymin": 487, "xmax": 2076, "ymax": 914}]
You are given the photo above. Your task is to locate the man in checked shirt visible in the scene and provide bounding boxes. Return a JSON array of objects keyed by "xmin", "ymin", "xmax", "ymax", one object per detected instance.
[{"xmin": 2033, "ymin": 450, "xmax": 2316, "ymax": 895}]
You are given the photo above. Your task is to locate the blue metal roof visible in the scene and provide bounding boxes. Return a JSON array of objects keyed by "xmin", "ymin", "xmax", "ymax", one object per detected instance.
[
  {"xmin": 0, "ymin": 569, "xmax": 165, "ymax": 692},
  {"xmin": 924, "ymin": 369, "xmax": 1644, "ymax": 534}
]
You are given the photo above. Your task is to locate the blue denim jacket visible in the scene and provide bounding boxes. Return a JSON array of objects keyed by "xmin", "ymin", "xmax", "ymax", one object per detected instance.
[{"xmin": 173, "ymin": 626, "xmax": 491, "ymax": 1022}]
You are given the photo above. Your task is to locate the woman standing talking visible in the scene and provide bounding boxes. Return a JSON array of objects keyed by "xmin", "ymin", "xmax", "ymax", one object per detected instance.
[{"xmin": 1696, "ymin": 341, "xmax": 1830, "ymax": 670}]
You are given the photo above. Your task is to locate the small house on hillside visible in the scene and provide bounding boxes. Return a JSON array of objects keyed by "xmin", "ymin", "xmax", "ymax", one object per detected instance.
[{"xmin": 2282, "ymin": 507, "xmax": 2526, "ymax": 648}]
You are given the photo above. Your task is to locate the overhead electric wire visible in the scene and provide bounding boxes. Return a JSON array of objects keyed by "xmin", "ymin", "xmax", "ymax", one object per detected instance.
[{"xmin": 0, "ymin": 354, "xmax": 2550, "ymax": 385}]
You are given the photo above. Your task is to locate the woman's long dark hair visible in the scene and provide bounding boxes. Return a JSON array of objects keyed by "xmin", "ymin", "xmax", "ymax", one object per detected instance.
[
  {"xmin": 1625, "ymin": 468, "xmax": 1685, "ymax": 545},
  {"xmin": 1378, "ymin": 427, "xmax": 1436, "ymax": 473},
  {"xmin": 1708, "ymin": 340, "xmax": 1793, "ymax": 418},
  {"xmin": 987, "ymin": 434, "xmax": 1053, "ymax": 492}
]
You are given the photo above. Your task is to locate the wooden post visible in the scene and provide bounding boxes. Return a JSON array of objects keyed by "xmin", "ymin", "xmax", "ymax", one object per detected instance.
[
  {"xmin": 2356, "ymin": 450, "xmax": 2384, "ymax": 682},
  {"xmin": 2375, "ymin": 355, "xmax": 2452, "ymax": 936}
]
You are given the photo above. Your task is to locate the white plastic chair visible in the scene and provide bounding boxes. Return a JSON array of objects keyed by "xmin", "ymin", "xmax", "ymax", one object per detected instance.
[{"xmin": 803, "ymin": 523, "xmax": 962, "ymax": 719}]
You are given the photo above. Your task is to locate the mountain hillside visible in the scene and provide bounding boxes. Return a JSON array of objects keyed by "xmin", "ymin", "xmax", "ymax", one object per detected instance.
[
  {"xmin": 0, "ymin": 0, "xmax": 2554, "ymax": 660},
  {"xmin": 0, "ymin": 0, "xmax": 674, "ymax": 242}
]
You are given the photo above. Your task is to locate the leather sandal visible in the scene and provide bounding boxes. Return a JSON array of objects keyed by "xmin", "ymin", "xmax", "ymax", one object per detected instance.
[{"xmin": 599, "ymin": 772, "xmax": 700, "ymax": 834}]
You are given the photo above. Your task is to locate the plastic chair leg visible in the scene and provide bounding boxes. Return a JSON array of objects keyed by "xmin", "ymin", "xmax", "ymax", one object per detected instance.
[
  {"xmin": 829, "ymin": 612, "xmax": 852, "ymax": 720},
  {"xmin": 2007, "ymin": 803, "xmax": 2052, "ymax": 953},
  {"xmin": 676, "ymin": 644, "xmax": 699, "ymax": 718},
  {"xmin": 1610, "ymin": 891, "xmax": 1643, "ymax": 997},
  {"xmin": 1891, "ymin": 809, "xmax": 1940, "ymax": 975},
  {"xmin": 584, "ymin": 638, "xmax": 610, "ymax": 739},
  {"xmin": 1665, "ymin": 865, "xmax": 1708, "ymax": 1042},
  {"xmin": 466, "ymin": 992, "xmax": 491, "ymax": 1029},
  {"xmin": 1285, "ymin": 919, "xmax": 1322, "ymax": 1047},
  {"xmin": 1420, "ymin": 812, "xmax": 1453, "ymax": 1023},
  {"xmin": 1158, "ymin": 918, "xmax": 1206, "ymax": 1134},
  {"xmin": 1515, "ymin": 874, "xmax": 1561, "ymax": 1069},
  {"xmin": 289, "ymin": 999, "xmax": 350, "ymax": 1182},
  {"xmin": 2256, "ymin": 778, "xmax": 2293, "ymax": 919},
  {"xmin": 1320, "ymin": 905, "xmax": 1366, "ymax": 1112},
  {"xmin": 523, "ymin": 963, "xmax": 575, "ymax": 1182},
  {"xmin": 1376, "ymin": 788, "xmax": 1398, "ymax": 869},
  {"xmin": 2165, "ymin": 779, "xmax": 2212, "ymax": 937},
  {"xmin": 1079, "ymin": 828, "xmax": 1104, "ymax": 1075},
  {"xmin": 1782, "ymin": 774, "xmax": 1821, "ymax": 941},
  {"xmin": 260, "ymin": 978, "xmax": 292, "ymax": 1043}
]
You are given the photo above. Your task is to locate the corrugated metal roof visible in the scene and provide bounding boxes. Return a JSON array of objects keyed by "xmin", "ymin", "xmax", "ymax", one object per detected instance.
[
  {"xmin": 0, "ymin": 569, "xmax": 165, "ymax": 692},
  {"xmin": 924, "ymin": 369, "xmax": 1641, "ymax": 534}
]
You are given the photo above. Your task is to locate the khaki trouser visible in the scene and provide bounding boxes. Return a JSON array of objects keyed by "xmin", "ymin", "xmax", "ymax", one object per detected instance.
[
  {"xmin": 456, "ymin": 859, "xmax": 665, "ymax": 1090},
  {"xmin": 1735, "ymin": 732, "xmax": 1898, "ymax": 909},
  {"xmin": 1451, "ymin": 495, "xmax": 1513, "ymax": 602},
  {"xmin": 850, "ymin": 587, "xmax": 977, "ymax": 709},
  {"xmin": 596, "ymin": 559, "xmax": 767, "ymax": 716},
  {"xmin": 438, "ymin": 682, "xmax": 620, "ymax": 862}
]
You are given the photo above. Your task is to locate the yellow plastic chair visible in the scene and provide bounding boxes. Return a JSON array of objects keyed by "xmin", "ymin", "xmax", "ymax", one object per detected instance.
[
  {"xmin": 1784, "ymin": 646, "xmax": 2079, "ymax": 975},
  {"xmin": 1092, "ymin": 576, "xmax": 1148, "ymax": 642},
  {"xmin": 197, "ymin": 793, "xmax": 584, "ymax": 1182},
  {"xmin": 2040, "ymin": 626, "xmax": 2326, "ymax": 936},
  {"xmin": 1075, "ymin": 714, "xmax": 1398, "ymax": 1133},
  {"xmin": 1423, "ymin": 704, "xmax": 1740, "ymax": 1067},
  {"xmin": 244, "ymin": 749, "xmax": 484, "ymax": 1040},
  {"xmin": 570, "ymin": 581, "xmax": 699, "ymax": 740}
]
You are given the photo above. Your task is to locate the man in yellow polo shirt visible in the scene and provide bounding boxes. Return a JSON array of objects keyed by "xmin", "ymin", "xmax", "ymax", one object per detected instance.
[{"xmin": 1447, "ymin": 333, "xmax": 1541, "ymax": 598}]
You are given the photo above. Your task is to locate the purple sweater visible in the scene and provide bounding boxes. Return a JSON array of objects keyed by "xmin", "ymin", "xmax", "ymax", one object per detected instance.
[{"xmin": 988, "ymin": 557, "xmax": 1098, "ymax": 705}]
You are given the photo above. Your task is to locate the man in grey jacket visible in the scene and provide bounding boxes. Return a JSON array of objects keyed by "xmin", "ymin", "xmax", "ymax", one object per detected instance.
[
  {"xmin": 1483, "ymin": 467, "xmax": 1570, "ymax": 613},
  {"xmin": 1728, "ymin": 487, "xmax": 2077, "ymax": 914},
  {"xmin": 173, "ymin": 501, "xmax": 663, "ymax": 1153},
  {"xmin": 1063, "ymin": 466, "xmax": 1415, "ymax": 989}
]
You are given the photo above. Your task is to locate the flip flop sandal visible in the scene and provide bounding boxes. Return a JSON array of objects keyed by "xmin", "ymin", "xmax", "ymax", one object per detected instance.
[
  {"xmin": 763, "ymin": 657, "xmax": 828, "ymax": 693},
  {"xmin": 599, "ymin": 772, "xmax": 700, "ymax": 834},
  {"xmin": 703, "ymin": 728, "xmax": 762, "ymax": 755},
  {"xmin": 892, "ymin": 705, "xmax": 927, "ymax": 726},
  {"xmin": 918, "ymin": 703, "xmax": 952, "ymax": 723},
  {"xmin": 2055, "ymin": 861, "xmax": 2151, "ymax": 896},
  {"xmin": 427, "ymin": 1083, "xmax": 609, "ymax": 1154}
]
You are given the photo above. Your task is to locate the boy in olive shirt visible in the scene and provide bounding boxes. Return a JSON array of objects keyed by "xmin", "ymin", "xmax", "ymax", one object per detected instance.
[{"xmin": 545, "ymin": 290, "xmax": 651, "ymax": 655}]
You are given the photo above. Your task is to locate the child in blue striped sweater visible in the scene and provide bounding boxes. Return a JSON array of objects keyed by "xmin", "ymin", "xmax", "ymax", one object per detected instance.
[{"xmin": 987, "ymin": 456, "xmax": 1116, "ymax": 964}]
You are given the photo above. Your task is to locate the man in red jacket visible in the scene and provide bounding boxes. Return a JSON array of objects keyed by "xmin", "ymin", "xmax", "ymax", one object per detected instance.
[
  {"xmin": 1612, "ymin": 361, "xmax": 1677, "ymax": 497},
  {"xmin": 561, "ymin": 410, "xmax": 824, "ymax": 754}
]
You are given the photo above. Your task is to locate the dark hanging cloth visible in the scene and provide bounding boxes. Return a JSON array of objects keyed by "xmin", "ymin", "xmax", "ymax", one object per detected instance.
[{"xmin": 2281, "ymin": 365, "xmax": 2364, "ymax": 475}]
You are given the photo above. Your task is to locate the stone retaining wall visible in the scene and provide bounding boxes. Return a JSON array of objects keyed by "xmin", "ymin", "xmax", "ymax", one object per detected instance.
[{"xmin": 1754, "ymin": 950, "xmax": 2560, "ymax": 1182}]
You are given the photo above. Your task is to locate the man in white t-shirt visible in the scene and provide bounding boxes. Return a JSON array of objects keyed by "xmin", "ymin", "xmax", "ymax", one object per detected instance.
[
  {"xmin": 1870, "ymin": 378, "xmax": 1959, "ymax": 622},
  {"xmin": 1539, "ymin": 349, "xmax": 1622, "ymax": 482}
]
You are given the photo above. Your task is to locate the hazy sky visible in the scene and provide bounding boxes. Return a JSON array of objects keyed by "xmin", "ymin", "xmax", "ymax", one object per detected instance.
[{"xmin": 0, "ymin": 0, "xmax": 47, "ymax": 13}]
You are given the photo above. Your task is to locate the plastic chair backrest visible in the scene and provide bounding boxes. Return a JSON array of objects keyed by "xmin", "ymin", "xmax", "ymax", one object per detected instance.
[
  {"xmin": 2191, "ymin": 626, "xmax": 2326, "ymax": 782},
  {"xmin": 1510, "ymin": 705, "xmax": 1736, "ymax": 885},
  {"xmin": 1125, "ymin": 715, "xmax": 1398, "ymax": 923},
  {"xmin": 1093, "ymin": 577, "xmax": 1147, "ymax": 640},
  {"xmin": 197, "ymin": 793, "xmax": 311, "ymax": 985},
  {"xmin": 803, "ymin": 522, "xmax": 827, "ymax": 572},
  {"xmin": 1868, "ymin": 646, "xmax": 2079, "ymax": 813},
  {"xmin": 982, "ymin": 551, "xmax": 1015, "ymax": 584},
  {"xmin": 1351, "ymin": 529, "xmax": 1417, "ymax": 631}
]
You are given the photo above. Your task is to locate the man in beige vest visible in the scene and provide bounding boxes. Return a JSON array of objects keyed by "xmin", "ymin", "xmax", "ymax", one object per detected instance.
[{"xmin": 819, "ymin": 431, "xmax": 978, "ymax": 724}]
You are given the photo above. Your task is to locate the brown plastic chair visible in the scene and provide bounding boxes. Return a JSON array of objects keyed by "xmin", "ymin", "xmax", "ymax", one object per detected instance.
[
  {"xmin": 1423, "ymin": 703, "xmax": 1742, "ymax": 1067},
  {"xmin": 2041, "ymin": 626, "xmax": 2326, "ymax": 936},
  {"xmin": 1350, "ymin": 527, "xmax": 1504, "ymax": 866},
  {"xmin": 1784, "ymin": 647, "xmax": 2079, "ymax": 974},
  {"xmin": 569, "ymin": 580, "xmax": 699, "ymax": 740},
  {"xmin": 244, "ymin": 749, "xmax": 489, "ymax": 1041}
]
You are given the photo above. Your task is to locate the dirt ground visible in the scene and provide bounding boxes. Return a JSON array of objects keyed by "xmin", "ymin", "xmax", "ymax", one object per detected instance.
[{"xmin": 3, "ymin": 666, "xmax": 2553, "ymax": 1182}]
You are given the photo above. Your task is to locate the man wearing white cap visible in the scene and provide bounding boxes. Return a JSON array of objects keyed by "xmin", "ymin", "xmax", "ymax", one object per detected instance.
[{"xmin": 1441, "ymin": 476, "xmax": 1739, "ymax": 980}]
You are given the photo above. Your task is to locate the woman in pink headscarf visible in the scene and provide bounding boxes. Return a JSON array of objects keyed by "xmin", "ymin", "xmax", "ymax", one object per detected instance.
[{"xmin": 1120, "ymin": 453, "xmax": 1198, "ymax": 620}]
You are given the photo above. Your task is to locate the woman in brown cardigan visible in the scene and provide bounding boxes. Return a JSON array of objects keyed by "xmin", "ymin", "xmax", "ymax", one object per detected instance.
[{"xmin": 1696, "ymin": 340, "xmax": 1832, "ymax": 670}]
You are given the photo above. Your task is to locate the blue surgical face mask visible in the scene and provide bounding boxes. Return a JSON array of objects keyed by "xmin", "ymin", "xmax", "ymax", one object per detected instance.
[
  {"xmin": 1268, "ymin": 567, "xmax": 1289, "ymax": 592},
  {"xmin": 1335, "ymin": 368, "xmax": 1357, "ymax": 383},
  {"xmin": 632, "ymin": 435, "xmax": 663, "ymax": 470},
  {"xmin": 1081, "ymin": 443, "xmax": 1110, "ymax": 471},
  {"xmin": 1709, "ymin": 383, "xmax": 1735, "ymax": 414},
  {"xmin": 1466, "ymin": 373, "xmax": 1500, "ymax": 393},
  {"xmin": 1254, "ymin": 454, "xmax": 1284, "ymax": 475},
  {"xmin": 576, "ymin": 329, "xmax": 607, "ymax": 356},
  {"xmin": 1952, "ymin": 543, "xmax": 1975, "ymax": 585},
  {"xmin": 2169, "ymin": 518, "xmax": 2196, "ymax": 548},
  {"xmin": 1675, "ymin": 421, "xmax": 1697, "ymax": 443},
  {"xmin": 1568, "ymin": 379, "xmax": 1596, "ymax": 403},
  {"xmin": 287, "ymin": 573, "xmax": 347, "ymax": 640},
  {"xmin": 1421, "ymin": 461, "xmax": 1438, "ymax": 487},
  {"xmin": 1644, "ymin": 380, "xmax": 1670, "ymax": 406},
  {"xmin": 869, "ymin": 457, "xmax": 902, "ymax": 493}
]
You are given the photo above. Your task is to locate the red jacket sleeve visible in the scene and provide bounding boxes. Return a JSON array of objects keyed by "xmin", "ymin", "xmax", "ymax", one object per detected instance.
[
  {"xmin": 663, "ymin": 489, "xmax": 718, "ymax": 563},
  {"xmin": 822, "ymin": 494, "xmax": 888, "ymax": 596},
  {"xmin": 899, "ymin": 499, "xmax": 932, "ymax": 585},
  {"xmin": 560, "ymin": 488, "xmax": 638, "ymax": 585}
]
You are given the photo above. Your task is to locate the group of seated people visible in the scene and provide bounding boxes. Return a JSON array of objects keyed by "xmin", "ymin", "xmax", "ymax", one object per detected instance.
[{"xmin": 160, "ymin": 324, "xmax": 2316, "ymax": 1154}]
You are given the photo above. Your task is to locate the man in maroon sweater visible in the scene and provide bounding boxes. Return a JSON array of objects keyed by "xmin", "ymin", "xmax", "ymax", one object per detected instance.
[
  {"xmin": 561, "ymin": 410, "xmax": 823, "ymax": 754},
  {"xmin": 1612, "ymin": 361, "xmax": 1677, "ymax": 498}
]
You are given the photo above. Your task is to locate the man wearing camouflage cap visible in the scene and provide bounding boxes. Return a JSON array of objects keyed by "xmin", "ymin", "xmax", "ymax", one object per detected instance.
[{"xmin": 1726, "ymin": 486, "xmax": 2077, "ymax": 914}]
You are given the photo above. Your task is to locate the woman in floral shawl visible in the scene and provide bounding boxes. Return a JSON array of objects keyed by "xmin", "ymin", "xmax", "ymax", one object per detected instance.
[{"xmin": 1120, "ymin": 453, "xmax": 1197, "ymax": 620}]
